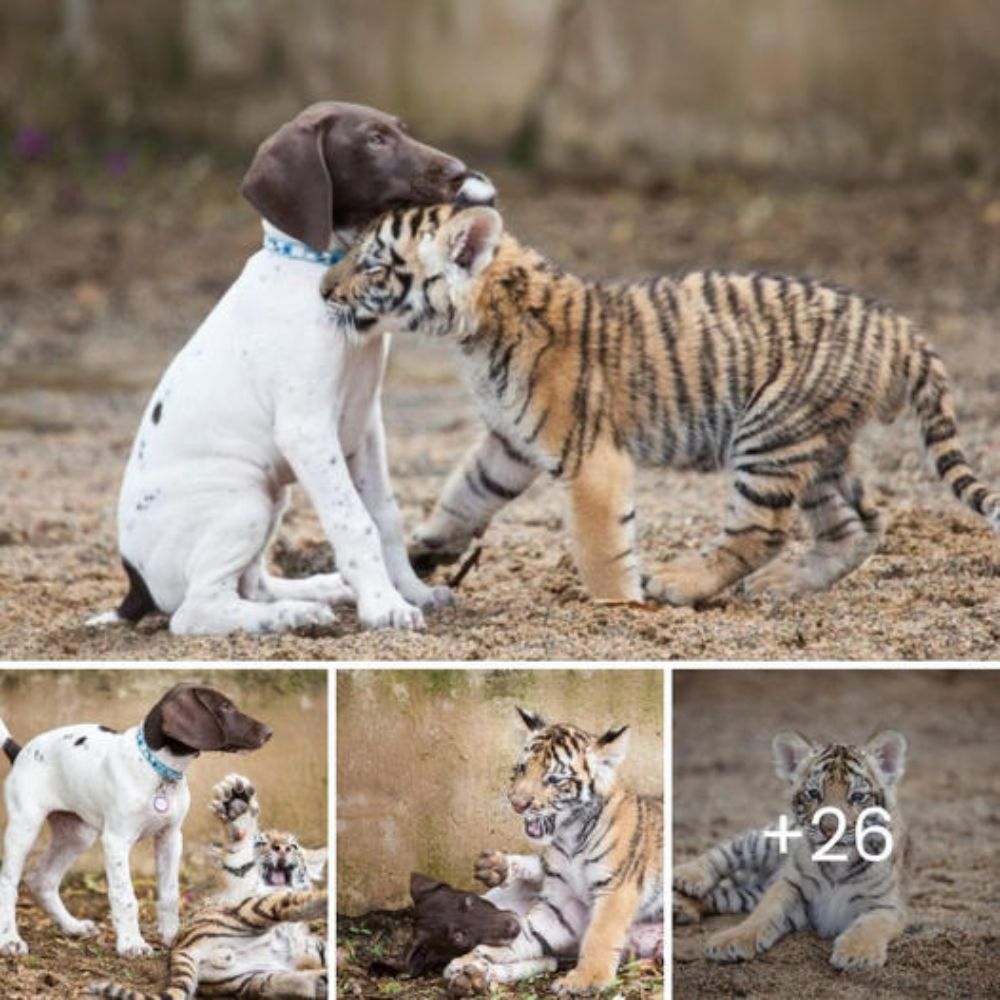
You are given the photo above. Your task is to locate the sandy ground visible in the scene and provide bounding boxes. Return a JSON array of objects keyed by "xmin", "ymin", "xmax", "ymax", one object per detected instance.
[
  {"xmin": 672, "ymin": 669, "xmax": 1000, "ymax": 1000},
  {"xmin": 1, "ymin": 166, "xmax": 998, "ymax": 660}
]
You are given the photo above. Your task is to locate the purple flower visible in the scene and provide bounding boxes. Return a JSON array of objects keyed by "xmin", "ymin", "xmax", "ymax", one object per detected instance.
[
  {"xmin": 104, "ymin": 149, "xmax": 132, "ymax": 179},
  {"xmin": 12, "ymin": 126, "xmax": 53, "ymax": 160}
]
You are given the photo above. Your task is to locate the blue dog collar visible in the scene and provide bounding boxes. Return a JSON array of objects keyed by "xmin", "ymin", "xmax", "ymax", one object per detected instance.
[
  {"xmin": 263, "ymin": 231, "xmax": 344, "ymax": 266},
  {"xmin": 136, "ymin": 727, "xmax": 184, "ymax": 783}
]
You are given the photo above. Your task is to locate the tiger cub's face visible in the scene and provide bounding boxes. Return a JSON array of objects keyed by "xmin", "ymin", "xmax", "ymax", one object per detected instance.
[
  {"xmin": 507, "ymin": 707, "xmax": 629, "ymax": 845},
  {"xmin": 320, "ymin": 204, "xmax": 504, "ymax": 343},
  {"xmin": 254, "ymin": 829, "xmax": 315, "ymax": 891},
  {"xmin": 773, "ymin": 730, "xmax": 906, "ymax": 851}
]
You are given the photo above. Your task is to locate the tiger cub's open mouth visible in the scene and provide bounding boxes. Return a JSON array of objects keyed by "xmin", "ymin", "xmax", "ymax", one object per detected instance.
[
  {"xmin": 524, "ymin": 814, "xmax": 556, "ymax": 840},
  {"xmin": 263, "ymin": 861, "xmax": 295, "ymax": 886}
]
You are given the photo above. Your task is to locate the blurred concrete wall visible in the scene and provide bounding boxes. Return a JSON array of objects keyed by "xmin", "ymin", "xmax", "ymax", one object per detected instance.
[
  {"xmin": 0, "ymin": 669, "xmax": 327, "ymax": 879},
  {"xmin": 336, "ymin": 669, "xmax": 663, "ymax": 914},
  {"xmin": 3, "ymin": 0, "xmax": 1000, "ymax": 179}
]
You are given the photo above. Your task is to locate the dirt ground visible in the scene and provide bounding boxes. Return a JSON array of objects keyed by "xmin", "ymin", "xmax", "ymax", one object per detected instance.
[
  {"xmin": 672, "ymin": 669, "xmax": 1000, "ymax": 1000},
  {"xmin": 337, "ymin": 909, "xmax": 663, "ymax": 999},
  {"xmin": 0, "ymin": 872, "xmax": 328, "ymax": 999},
  {"xmin": 1, "ymin": 164, "xmax": 999, "ymax": 660}
]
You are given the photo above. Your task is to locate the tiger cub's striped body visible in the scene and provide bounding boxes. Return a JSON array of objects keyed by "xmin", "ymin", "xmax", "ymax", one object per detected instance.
[
  {"xmin": 89, "ymin": 775, "xmax": 327, "ymax": 1000},
  {"xmin": 445, "ymin": 708, "xmax": 663, "ymax": 995},
  {"xmin": 321, "ymin": 205, "xmax": 1000, "ymax": 606},
  {"xmin": 674, "ymin": 730, "xmax": 908, "ymax": 970}
]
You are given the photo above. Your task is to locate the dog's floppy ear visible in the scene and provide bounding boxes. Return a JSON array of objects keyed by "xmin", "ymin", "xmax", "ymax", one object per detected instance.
[
  {"xmin": 410, "ymin": 871, "xmax": 444, "ymax": 903},
  {"xmin": 241, "ymin": 105, "xmax": 337, "ymax": 251},
  {"xmin": 159, "ymin": 685, "xmax": 228, "ymax": 751},
  {"xmin": 404, "ymin": 932, "xmax": 435, "ymax": 977}
]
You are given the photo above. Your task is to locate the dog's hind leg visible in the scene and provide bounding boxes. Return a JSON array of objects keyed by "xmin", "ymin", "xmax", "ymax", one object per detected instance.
[
  {"xmin": 242, "ymin": 563, "xmax": 354, "ymax": 607},
  {"xmin": 0, "ymin": 805, "xmax": 47, "ymax": 954},
  {"xmin": 240, "ymin": 486, "xmax": 355, "ymax": 607},
  {"xmin": 169, "ymin": 494, "xmax": 338, "ymax": 636},
  {"xmin": 25, "ymin": 811, "xmax": 98, "ymax": 939}
]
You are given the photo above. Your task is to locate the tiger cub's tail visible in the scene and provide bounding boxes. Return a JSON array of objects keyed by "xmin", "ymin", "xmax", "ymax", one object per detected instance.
[{"xmin": 902, "ymin": 327, "xmax": 1000, "ymax": 534}]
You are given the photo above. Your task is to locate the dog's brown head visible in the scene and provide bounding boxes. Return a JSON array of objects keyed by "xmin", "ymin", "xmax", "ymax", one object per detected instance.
[
  {"xmin": 241, "ymin": 101, "xmax": 481, "ymax": 251},
  {"xmin": 405, "ymin": 872, "xmax": 520, "ymax": 977},
  {"xmin": 144, "ymin": 683, "xmax": 272, "ymax": 756}
]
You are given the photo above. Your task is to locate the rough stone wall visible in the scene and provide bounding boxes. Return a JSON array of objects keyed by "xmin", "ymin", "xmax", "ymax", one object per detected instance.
[{"xmin": 337, "ymin": 669, "xmax": 664, "ymax": 914}]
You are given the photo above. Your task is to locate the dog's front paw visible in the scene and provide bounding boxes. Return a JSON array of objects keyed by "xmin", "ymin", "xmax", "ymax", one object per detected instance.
[
  {"xmin": 158, "ymin": 918, "xmax": 179, "ymax": 946},
  {"xmin": 63, "ymin": 916, "xmax": 98, "ymax": 939},
  {"xmin": 117, "ymin": 936, "xmax": 155, "ymax": 958},
  {"xmin": 357, "ymin": 593, "xmax": 424, "ymax": 630},
  {"xmin": 0, "ymin": 933, "xmax": 28, "ymax": 956},
  {"xmin": 446, "ymin": 958, "xmax": 491, "ymax": 997},
  {"xmin": 407, "ymin": 582, "xmax": 456, "ymax": 610},
  {"xmin": 271, "ymin": 600, "xmax": 337, "ymax": 632},
  {"xmin": 473, "ymin": 850, "xmax": 509, "ymax": 888}
]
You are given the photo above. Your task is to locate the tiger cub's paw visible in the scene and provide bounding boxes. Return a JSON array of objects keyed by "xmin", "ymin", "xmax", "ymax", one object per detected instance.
[
  {"xmin": 643, "ymin": 557, "xmax": 719, "ymax": 606},
  {"xmin": 210, "ymin": 774, "xmax": 260, "ymax": 838},
  {"xmin": 473, "ymin": 850, "xmax": 508, "ymax": 888},
  {"xmin": 672, "ymin": 859, "xmax": 714, "ymax": 898},
  {"xmin": 408, "ymin": 528, "xmax": 468, "ymax": 579},
  {"xmin": 706, "ymin": 923, "xmax": 760, "ymax": 962},
  {"xmin": 672, "ymin": 889, "xmax": 705, "ymax": 925},
  {"xmin": 741, "ymin": 560, "xmax": 811, "ymax": 602},
  {"xmin": 551, "ymin": 967, "xmax": 614, "ymax": 994},
  {"xmin": 445, "ymin": 958, "xmax": 491, "ymax": 997},
  {"xmin": 830, "ymin": 926, "xmax": 889, "ymax": 970}
]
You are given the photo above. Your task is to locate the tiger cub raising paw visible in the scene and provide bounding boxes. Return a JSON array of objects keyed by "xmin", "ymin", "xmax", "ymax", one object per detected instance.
[
  {"xmin": 443, "ymin": 707, "xmax": 663, "ymax": 996},
  {"xmin": 88, "ymin": 774, "xmax": 327, "ymax": 1000},
  {"xmin": 320, "ymin": 204, "xmax": 999, "ymax": 606},
  {"xmin": 673, "ymin": 729, "xmax": 908, "ymax": 971}
]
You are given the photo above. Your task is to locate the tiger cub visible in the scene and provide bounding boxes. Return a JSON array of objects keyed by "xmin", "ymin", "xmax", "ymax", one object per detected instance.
[
  {"xmin": 444, "ymin": 707, "xmax": 663, "ymax": 996},
  {"xmin": 89, "ymin": 774, "xmax": 327, "ymax": 1000},
  {"xmin": 673, "ymin": 730, "xmax": 908, "ymax": 970},
  {"xmin": 320, "ymin": 204, "xmax": 999, "ymax": 606}
]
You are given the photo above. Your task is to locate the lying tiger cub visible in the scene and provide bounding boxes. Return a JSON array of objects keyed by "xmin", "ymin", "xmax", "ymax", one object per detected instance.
[
  {"xmin": 442, "ymin": 708, "xmax": 663, "ymax": 996},
  {"xmin": 673, "ymin": 729, "xmax": 908, "ymax": 970},
  {"xmin": 89, "ymin": 774, "xmax": 327, "ymax": 999},
  {"xmin": 320, "ymin": 204, "xmax": 999, "ymax": 606}
]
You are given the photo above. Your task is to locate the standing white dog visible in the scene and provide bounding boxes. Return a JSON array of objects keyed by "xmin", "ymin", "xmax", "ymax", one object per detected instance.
[
  {"xmin": 89, "ymin": 102, "xmax": 495, "ymax": 635},
  {"xmin": 0, "ymin": 683, "xmax": 271, "ymax": 957}
]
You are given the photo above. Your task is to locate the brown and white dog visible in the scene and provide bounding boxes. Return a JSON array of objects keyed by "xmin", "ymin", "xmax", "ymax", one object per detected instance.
[
  {"xmin": 0, "ymin": 683, "xmax": 271, "ymax": 957},
  {"xmin": 89, "ymin": 102, "xmax": 495, "ymax": 635}
]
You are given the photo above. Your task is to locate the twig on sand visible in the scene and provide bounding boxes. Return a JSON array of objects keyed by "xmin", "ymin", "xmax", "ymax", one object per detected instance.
[{"xmin": 447, "ymin": 546, "xmax": 483, "ymax": 589}]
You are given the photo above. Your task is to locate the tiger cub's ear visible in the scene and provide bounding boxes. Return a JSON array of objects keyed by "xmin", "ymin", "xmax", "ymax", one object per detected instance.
[
  {"xmin": 516, "ymin": 707, "xmax": 546, "ymax": 732},
  {"xmin": 303, "ymin": 847, "xmax": 328, "ymax": 883},
  {"xmin": 595, "ymin": 725, "xmax": 630, "ymax": 768},
  {"xmin": 438, "ymin": 207, "xmax": 503, "ymax": 277},
  {"xmin": 864, "ymin": 729, "xmax": 907, "ymax": 785},
  {"xmin": 772, "ymin": 730, "xmax": 816, "ymax": 782}
]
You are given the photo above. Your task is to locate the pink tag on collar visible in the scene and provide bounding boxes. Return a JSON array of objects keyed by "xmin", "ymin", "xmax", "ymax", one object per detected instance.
[{"xmin": 153, "ymin": 794, "xmax": 170, "ymax": 814}]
